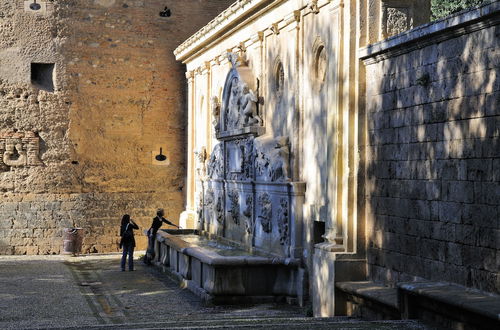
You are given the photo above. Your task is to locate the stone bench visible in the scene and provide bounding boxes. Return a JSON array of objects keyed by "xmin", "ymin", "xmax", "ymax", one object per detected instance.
[
  {"xmin": 336, "ymin": 281, "xmax": 500, "ymax": 329},
  {"xmin": 336, "ymin": 281, "xmax": 400, "ymax": 320},
  {"xmin": 399, "ymin": 282, "xmax": 500, "ymax": 329}
]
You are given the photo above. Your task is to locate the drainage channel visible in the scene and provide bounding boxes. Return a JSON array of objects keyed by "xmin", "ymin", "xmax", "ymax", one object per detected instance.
[{"xmin": 65, "ymin": 260, "xmax": 131, "ymax": 325}]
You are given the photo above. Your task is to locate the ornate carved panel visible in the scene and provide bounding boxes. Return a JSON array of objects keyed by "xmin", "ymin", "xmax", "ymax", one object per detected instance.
[
  {"xmin": 227, "ymin": 189, "xmax": 240, "ymax": 225},
  {"xmin": 243, "ymin": 195, "xmax": 254, "ymax": 234},
  {"xmin": 220, "ymin": 53, "xmax": 262, "ymax": 134},
  {"xmin": 207, "ymin": 143, "xmax": 224, "ymax": 179},
  {"xmin": 255, "ymin": 136, "xmax": 290, "ymax": 182},
  {"xmin": 257, "ymin": 192, "xmax": 272, "ymax": 233},
  {"xmin": 381, "ymin": 1, "xmax": 415, "ymax": 39},
  {"xmin": 277, "ymin": 198, "xmax": 289, "ymax": 245},
  {"xmin": 226, "ymin": 137, "xmax": 254, "ymax": 181}
]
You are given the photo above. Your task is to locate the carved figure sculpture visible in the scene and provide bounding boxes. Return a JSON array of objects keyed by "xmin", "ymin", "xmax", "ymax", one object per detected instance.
[
  {"xmin": 207, "ymin": 143, "xmax": 224, "ymax": 179},
  {"xmin": 270, "ymin": 137, "xmax": 291, "ymax": 182},
  {"xmin": 226, "ymin": 77, "xmax": 242, "ymax": 130},
  {"xmin": 258, "ymin": 192, "xmax": 272, "ymax": 233},
  {"xmin": 227, "ymin": 190, "xmax": 240, "ymax": 225},
  {"xmin": 255, "ymin": 136, "xmax": 290, "ymax": 182},
  {"xmin": 240, "ymin": 83, "xmax": 262, "ymax": 127},
  {"xmin": 194, "ymin": 147, "xmax": 207, "ymax": 177},
  {"xmin": 215, "ymin": 195, "xmax": 224, "ymax": 224},
  {"xmin": 277, "ymin": 198, "xmax": 289, "ymax": 245},
  {"xmin": 211, "ymin": 96, "xmax": 221, "ymax": 134},
  {"xmin": 243, "ymin": 195, "xmax": 254, "ymax": 234}
]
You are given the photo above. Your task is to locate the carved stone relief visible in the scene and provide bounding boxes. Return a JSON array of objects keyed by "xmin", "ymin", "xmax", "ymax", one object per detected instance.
[
  {"xmin": 255, "ymin": 136, "xmax": 290, "ymax": 182},
  {"xmin": 309, "ymin": 0, "xmax": 319, "ymax": 14},
  {"xmin": 196, "ymin": 191, "xmax": 204, "ymax": 223},
  {"xmin": 386, "ymin": 7, "xmax": 409, "ymax": 36},
  {"xmin": 277, "ymin": 198, "xmax": 289, "ymax": 245},
  {"xmin": 243, "ymin": 195, "xmax": 253, "ymax": 234},
  {"xmin": 381, "ymin": 1, "xmax": 414, "ymax": 38},
  {"xmin": 211, "ymin": 96, "xmax": 221, "ymax": 135},
  {"xmin": 207, "ymin": 143, "xmax": 224, "ymax": 179},
  {"xmin": 215, "ymin": 195, "xmax": 224, "ymax": 224},
  {"xmin": 258, "ymin": 192, "xmax": 272, "ymax": 233},
  {"xmin": 195, "ymin": 147, "xmax": 207, "ymax": 177},
  {"xmin": 221, "ymin": 52, "xmax": 262, "ymax": 133},
  {"xmin": 274, "ymin": 60, "xmax": 284, "ymax": 99},
  {"xmin": 226, "ymin": 138, "xmax": 254, "ymax": 181},
  {"xmin": 227, "ymin": 189, "xmax": 240, "ymax": 225},
  {"xmin": 0, "ymin": 131, "xmax": 43, "ymax": 171}
]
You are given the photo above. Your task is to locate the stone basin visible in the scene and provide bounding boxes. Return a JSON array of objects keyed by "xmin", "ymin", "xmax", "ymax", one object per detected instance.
[{"xmin": 151, "ymin": 229, "xmax": 304, "ymax": 304}]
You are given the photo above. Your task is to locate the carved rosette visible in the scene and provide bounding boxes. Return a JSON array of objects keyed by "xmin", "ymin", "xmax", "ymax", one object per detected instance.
[
  {"xmin": 227, "ymin": 189, "xmax": 240, "ymax": 225},
  {"xmin": 243, "ymin": 195, "xmax": 254, "ymax": 234},
  {"xmin": 277, "ymin": 198, "xmax": 289, "ymax": 245},
  {"xmin": 0, "ymin": 131, "xmax": 43, "ymax": 171},
  {"xmin": 257, "ymin": 192, "xmax": 272, "ymax": 233}
]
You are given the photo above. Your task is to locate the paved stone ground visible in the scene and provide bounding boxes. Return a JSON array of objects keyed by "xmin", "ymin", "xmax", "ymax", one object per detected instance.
[{"xmin": 0, "ymin": 254, "xmax": 436, "ymax": 329}]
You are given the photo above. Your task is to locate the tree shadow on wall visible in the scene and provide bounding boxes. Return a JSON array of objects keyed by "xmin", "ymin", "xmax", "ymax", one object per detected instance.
[{"xmin": 365, "ymin": 19, "xmax": 499, "ymax": 293}]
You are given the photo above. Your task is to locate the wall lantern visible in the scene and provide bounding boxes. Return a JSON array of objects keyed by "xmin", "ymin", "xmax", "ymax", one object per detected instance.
[
  {"xmin": 29, "ymin": 1, "xmax": 41, "ymax": 10},
  {"xmin": 155, "ymin": 148, "xmax": 167, "ymax": 161}
]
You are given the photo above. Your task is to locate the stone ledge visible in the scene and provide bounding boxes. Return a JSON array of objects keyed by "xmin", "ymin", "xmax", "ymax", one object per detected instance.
[
  {"xmin": 399, "ymin": 281, "xmax": 500, "ymax": 322},
  {"xmin": 216, "ymin": 126, "xmax": 266, "ymax": 141},
  {"xmin": 337, "ymin": 281, "xmax": 398, "ymax": 309},
  {"xmin": 359, "ymin": 1, "xmax": 500, "ymax": 63},
  {"xmin": 337, "ymin": 280, "xmax": 500, "ymax": 328}
]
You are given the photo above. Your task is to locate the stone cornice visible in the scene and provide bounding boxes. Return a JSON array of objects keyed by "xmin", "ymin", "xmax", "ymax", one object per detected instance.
[
  {"xmin": 359, "ymin": 1, "xmax": 500, "ymax": 64},
  {"xmin": 174, "ymin": 0, "xmax": 285, "ymax": 63}
]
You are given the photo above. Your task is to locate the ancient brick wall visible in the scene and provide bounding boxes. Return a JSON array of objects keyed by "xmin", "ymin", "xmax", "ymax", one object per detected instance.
[
  {"xmin": 362, "ymin": 5, "xmax": 499, "ymax": 293},
  {"xmin": 0, "ymin": 0, "xmax": 234, "ymax": 254}
]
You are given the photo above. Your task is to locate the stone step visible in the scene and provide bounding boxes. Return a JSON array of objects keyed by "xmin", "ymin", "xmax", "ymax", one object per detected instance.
[{"xmin": 38, "ymin": 317, "xmax": 433, "ymax": 330}]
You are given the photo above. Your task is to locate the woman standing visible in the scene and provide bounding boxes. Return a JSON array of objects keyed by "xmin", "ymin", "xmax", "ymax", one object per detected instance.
[{"xmin": 119, "ymin": 214, "xmax": 139, "ymax": 271}]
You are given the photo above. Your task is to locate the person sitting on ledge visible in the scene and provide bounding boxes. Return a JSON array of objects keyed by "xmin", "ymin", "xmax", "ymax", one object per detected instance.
[{"xmin": 144, "ymin": 208, "xmax": 180, "ymax": 265}]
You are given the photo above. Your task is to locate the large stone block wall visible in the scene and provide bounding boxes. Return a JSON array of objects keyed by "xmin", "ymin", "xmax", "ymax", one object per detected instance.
[
  {"xmin": 0, "ymin": 0, "xmax": 234, "ymax": 254},
  {"xmin": 362, "ymin": 5, "xmax": 499, "ymax": 293}
]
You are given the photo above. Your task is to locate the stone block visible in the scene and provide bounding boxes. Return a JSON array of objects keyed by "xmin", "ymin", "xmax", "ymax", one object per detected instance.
[
  {"xmin": 431, "ymin": 222, "xmax": 456, "ymax": 242},
  {"xmin": 438, "ymin": 201, "xmax": 463, "ymax": 224},
  {"xmin": 462, "ymin": 204, "xmax": 498, "ymax": 228},
  {"xmin": 445, "ymin": 242, "xmax": 463, "ymax": 266},
  {"xmin": 419, "ymin": 238, "xmax": 446, "ymax": 262},
  {"xmin": 442, "ymin": 181, "xmax": 474, "ymax": 204}
]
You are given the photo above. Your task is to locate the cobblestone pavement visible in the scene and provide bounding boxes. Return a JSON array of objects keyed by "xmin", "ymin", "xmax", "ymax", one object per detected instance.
[{"xmin": 0, "ymin": 254, "xmax": 435, "ymax": 329}]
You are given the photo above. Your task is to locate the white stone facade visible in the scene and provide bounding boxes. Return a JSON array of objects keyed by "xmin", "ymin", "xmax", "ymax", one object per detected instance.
[{"xmin": 175, "ymin": 0, "xmax": 429, "ymax": 316}]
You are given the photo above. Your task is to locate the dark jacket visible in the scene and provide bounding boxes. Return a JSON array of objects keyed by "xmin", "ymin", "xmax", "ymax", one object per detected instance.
[
  {"xmin": 150, "ymin": 216, "xmax": 176, "ymax": 237},
  {"xmin": 120, "ymin": 220, "xmax": 139, "ymax": 248}
]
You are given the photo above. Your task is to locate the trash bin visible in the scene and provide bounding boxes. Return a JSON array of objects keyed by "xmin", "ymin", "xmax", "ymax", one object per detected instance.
[{"xmin": 62, "ymin": 228, "xmax": 84, "ymax": 256}]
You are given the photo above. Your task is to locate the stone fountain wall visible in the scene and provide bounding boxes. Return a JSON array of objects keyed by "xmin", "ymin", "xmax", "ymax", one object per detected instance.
[{"xmin": 198, "ymin": 60, "xmax": 305, "ymax": 258}]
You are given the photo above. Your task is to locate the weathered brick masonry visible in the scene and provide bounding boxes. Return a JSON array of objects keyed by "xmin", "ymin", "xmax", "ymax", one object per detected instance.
[
  {"xmin": 0, "ymin": 0, "xmax": 234, "ymax": 254},
  {"xmin": 362, "ymin": 6, "xmax": 499, "ymax": 293}
]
